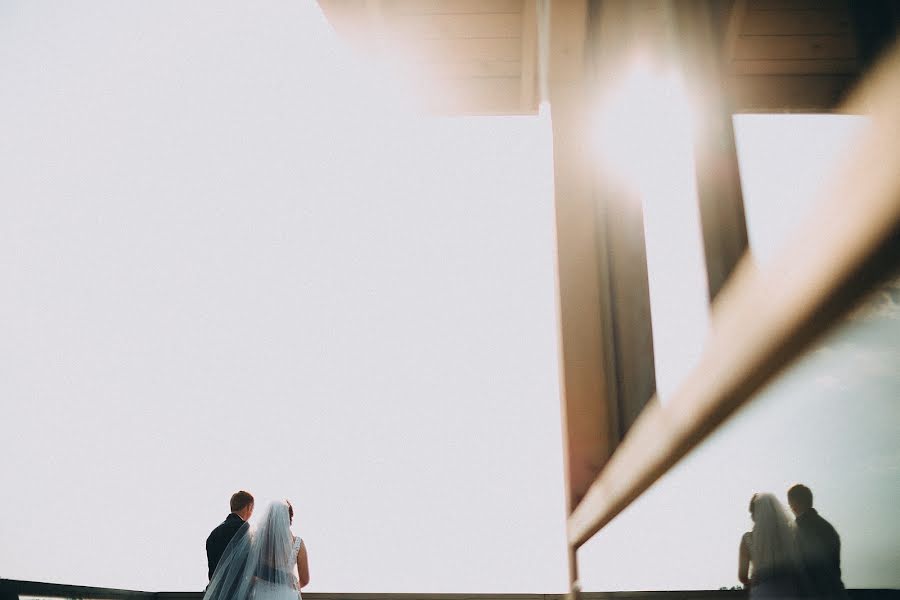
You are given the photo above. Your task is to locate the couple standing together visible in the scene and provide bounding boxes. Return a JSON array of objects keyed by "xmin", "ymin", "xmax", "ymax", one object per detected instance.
[
  {"xmin": 739, "ymin": 484, "xmax": 845, "ymax": 599},
  {"xmin": 205, "ymin": 491, "xmax": 310, "ymax": 600}
]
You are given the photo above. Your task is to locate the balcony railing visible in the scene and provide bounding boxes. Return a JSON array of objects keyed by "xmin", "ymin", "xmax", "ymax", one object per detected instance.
[{"xmin": 3, "ymin": 579, "xmax": 899, "ymax": 600}]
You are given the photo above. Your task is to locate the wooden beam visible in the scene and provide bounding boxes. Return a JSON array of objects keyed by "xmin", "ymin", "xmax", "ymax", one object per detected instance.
[
  {"xmin": 723, "ymin": 0, "xmax": 747, "ymax": 62},
  {"xmin": 550, "ymin": 0, "xmax": 666, "ymax": 527},
  {"xmin": 547, "ymin": 0, "xmax": 614, "ymax": 518},
  {"xmin": 673, "ymin": 0, "xmax": 749, "ymax": 301},
  {"xmin": 550, "ymin": 86, "xmax": 614, "ymax": 511},
  {"xmin": 597, "ymin": 177, "xmax": 657, "ymax": 436},
  {"xmin": 551, "ymin": 84, "xmax": 608, "ymax": 594},
  {"xmin": 585, "ymin": 0, "xmax": 662, "ymax": 437},
  {"xmin": 548, "ymin": 0, "xmax": 587, "ymax": 81},
  {"xmin": 567, "ymin": 41, "xmax": 900, "ymax": 548},
  {"xmin": 519, "ymin": 0, "xmax": 537, "ymax": 111}
]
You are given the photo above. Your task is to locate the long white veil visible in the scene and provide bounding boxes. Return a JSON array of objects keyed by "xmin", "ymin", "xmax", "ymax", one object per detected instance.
[
  {"xmin": 750, "ymin": 493, "xmax": 803, "ymax": 576},
  {"xmin": 204, "ymin": 501, "xmax": 297, "ymax": 600}
]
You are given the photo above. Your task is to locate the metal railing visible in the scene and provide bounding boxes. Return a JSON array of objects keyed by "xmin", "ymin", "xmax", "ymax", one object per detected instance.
[{"xmin": 4, "ymin": 580, "xmax": 900, "ymax": 600}]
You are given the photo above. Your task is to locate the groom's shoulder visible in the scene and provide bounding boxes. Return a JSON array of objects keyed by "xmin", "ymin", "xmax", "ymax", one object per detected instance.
[{"xmin": 207, "ymin": 515, "xmax": 239, "ymax": 541}]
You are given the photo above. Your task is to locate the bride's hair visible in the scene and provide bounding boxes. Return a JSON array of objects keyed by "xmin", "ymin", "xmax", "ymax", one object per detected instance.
[
  {"xmin": 748, "ymin": 493, "xmax": 801, "ymax": 575},
  {"xmin": 286, "ymin": 499, "xmax": 294, "ymax": 524}
]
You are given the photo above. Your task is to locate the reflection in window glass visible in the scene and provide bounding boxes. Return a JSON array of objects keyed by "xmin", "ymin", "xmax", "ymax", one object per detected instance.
[{"xmin": 578, "ymin": 115, "xmax": 899, "ymax": 591}]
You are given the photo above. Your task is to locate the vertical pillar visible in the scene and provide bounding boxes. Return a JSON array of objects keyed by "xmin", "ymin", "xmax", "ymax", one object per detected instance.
[
  {"xmin": 585, "ymin": 0, "xmax": 659, "ymax": 437},
  {"xmin": 673, "ymin": 1, "xmax": 749, "ymax": 302},
  {"xmin": 550, "ymin": 0, "xmax": 663, "ymax": 522},
  {"xmin": 548, "ymin": 0, "xmax": 615, "ymax": 518}
]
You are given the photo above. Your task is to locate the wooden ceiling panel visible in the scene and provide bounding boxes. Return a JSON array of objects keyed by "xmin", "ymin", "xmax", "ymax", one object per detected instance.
[
  {"xmin": 426, "ymin": 76, "xmax": 522, "ymax": 114},
  {"xmin": 741, "ymin": 9, "xmax": 852, "ymax": 35},
  {"xmin": 436, "ymin": 60, "xmax": 522, "ymax": 78},
  {"xmin": 728, "ymin": 73, "xmax": 855, "ymax": 110},
  {"xmin": 731, "ymin": 58, "xmax": 859, "ymax": 75},
  {"xmin": 411, "ymin": 37, "xmax": 522, "ymax": 62},
  {"xmin": 733, "ymin": 33, "xmax": 858, "ymax": 60},
  {"xmin": 316, "ymin": 0, "xmax": 894, "ymax": 115},
  {"xmin": 749, "ymin": 0, "xmax": 849, "ymax": 10},
  {"xmin": 387, "ymin": 13, "xmax": 523, "ymax": 39},
  {"xmin": 316, "ymin": 0, "xmax": 537, "ymax": 115},
  {"xmin": 381, "ymin": 0, "xmax": 524, "ymax": 15},
  {"xmin": 724, "ymin": 0, "xmax": 882, "ymax": 109}
]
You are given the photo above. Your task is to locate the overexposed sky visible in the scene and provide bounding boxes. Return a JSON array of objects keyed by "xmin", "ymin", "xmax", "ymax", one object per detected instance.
[
  {"xmin": 2, "ymin": 1, "xmax": 897, "ymax": 594},
  {"xmin": 0, "ymin": 1, "xmax": 565, "ymax": 592}
]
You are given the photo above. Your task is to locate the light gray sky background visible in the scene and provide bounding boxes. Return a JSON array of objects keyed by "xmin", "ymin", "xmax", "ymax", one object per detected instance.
[{"xmin": 1, "ymin": 1, "xmax": 897, "ymax": 594}]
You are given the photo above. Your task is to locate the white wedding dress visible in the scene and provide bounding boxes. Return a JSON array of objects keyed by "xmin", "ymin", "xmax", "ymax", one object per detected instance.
[
  {"xmin": 204, "ymin": 501, "xmax": 303, "ymax": 600},
  {"xmin": 253, "ymin": 536, "xmax": 304, "ymax": 600}
]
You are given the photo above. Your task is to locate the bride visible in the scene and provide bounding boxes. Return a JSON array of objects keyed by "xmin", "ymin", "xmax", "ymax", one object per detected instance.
[
  {"xmin": 204, "ymin": 499, "xmax": 310, "ymax": 600},
  {"xmin": 738, "ymin": 493, "xmax": 806, "ymax": 598}
]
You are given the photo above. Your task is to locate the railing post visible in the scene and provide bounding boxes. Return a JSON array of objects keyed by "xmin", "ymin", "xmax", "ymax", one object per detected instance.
[
  {"xmin": 566, "ymin": 546, "xmax": 580, "ymax": 600},
  {"xmin": 0, "ymin": 580, "xmax": 21, "ymax": 600}
]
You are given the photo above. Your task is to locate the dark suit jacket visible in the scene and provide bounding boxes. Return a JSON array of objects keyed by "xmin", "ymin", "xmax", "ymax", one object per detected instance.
[
  {"xmin": 206, "ymin": 513, "xmax": 246, "ymax": 580},
  {"xmin": 796, "ymin": 508, "xmax": 846, "ymax": 598}
]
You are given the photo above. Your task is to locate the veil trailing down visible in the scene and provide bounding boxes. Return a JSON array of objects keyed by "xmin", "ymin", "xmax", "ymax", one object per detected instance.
[
  {"xmin": 204, "ymin": 500, "xmax": 305, "ymax": 600},
  {"xmin": 741, "ymin": 493, "xmax": 807, "ymax": 599},
  {"xmin": 748, "ymin": 494, "xmax": 802, "ymax": 579}
]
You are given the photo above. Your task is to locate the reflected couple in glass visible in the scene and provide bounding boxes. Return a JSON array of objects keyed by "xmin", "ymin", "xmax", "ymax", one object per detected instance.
[{"xmin": 740, "ymin": 484, "xmax": 846, "ymax": 599}]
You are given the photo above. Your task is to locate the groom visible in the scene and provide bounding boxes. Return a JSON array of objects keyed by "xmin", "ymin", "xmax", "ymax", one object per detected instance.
[
  {"xmin": 787, "ymin": 484, "xmax": 847, "ymax": 599},
  {"xmin": 206, "ymin": 490, "xmax": 254, "ymax": 580}
]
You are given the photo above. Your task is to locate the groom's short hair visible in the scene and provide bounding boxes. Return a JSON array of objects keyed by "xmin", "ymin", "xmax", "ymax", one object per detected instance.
[
  {"xmin": 230, "ymin": 490, "xmax": 254, "ymax": 513},
  {"xmin": 788, "ymin": 484, "xmax": 813, "ymax": 510}
]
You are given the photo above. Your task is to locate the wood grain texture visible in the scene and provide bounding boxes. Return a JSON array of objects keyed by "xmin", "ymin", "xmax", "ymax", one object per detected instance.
[
  {"xmin": 519, "ymin": 0, "xmax": 537, "ymax": 111},
  {"xmin": 742, "ymin": 9, "xmax": 852, "ymax": 35},
  {"xmin": 674, "ymin": 0, "xmax": 749, "ymax": 303},
  {"xmin": 729, "ymin": 74, "xmax": 855, "ymax": 109},
  {"xmin": 386, "ymin": 13, "xmax": 522, "ymax": 39},
  {"xmin": 732, "ymin": 58, "xmax": 859, "ymax": 74},
  {"xmin": 734, "ymin": 33, "xmax": 858, "ymax": 60},
  {"xmin": 420, "ymin": 76, "xmax": 522, "ymax": 114},
  {"xmin": 413, "ymin": 37, "xmax": 522, "ymax": 62},
  {"xmin": 382, "ymin": 0, "xmax": 523, "ymax": 15},
  {"xmin": 548, "ymin": 82, "xmax": 616, "ymax": 513},
  {"xmin": 748, "ymin": 0, "xmax": 848, "ymax": 10}
]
